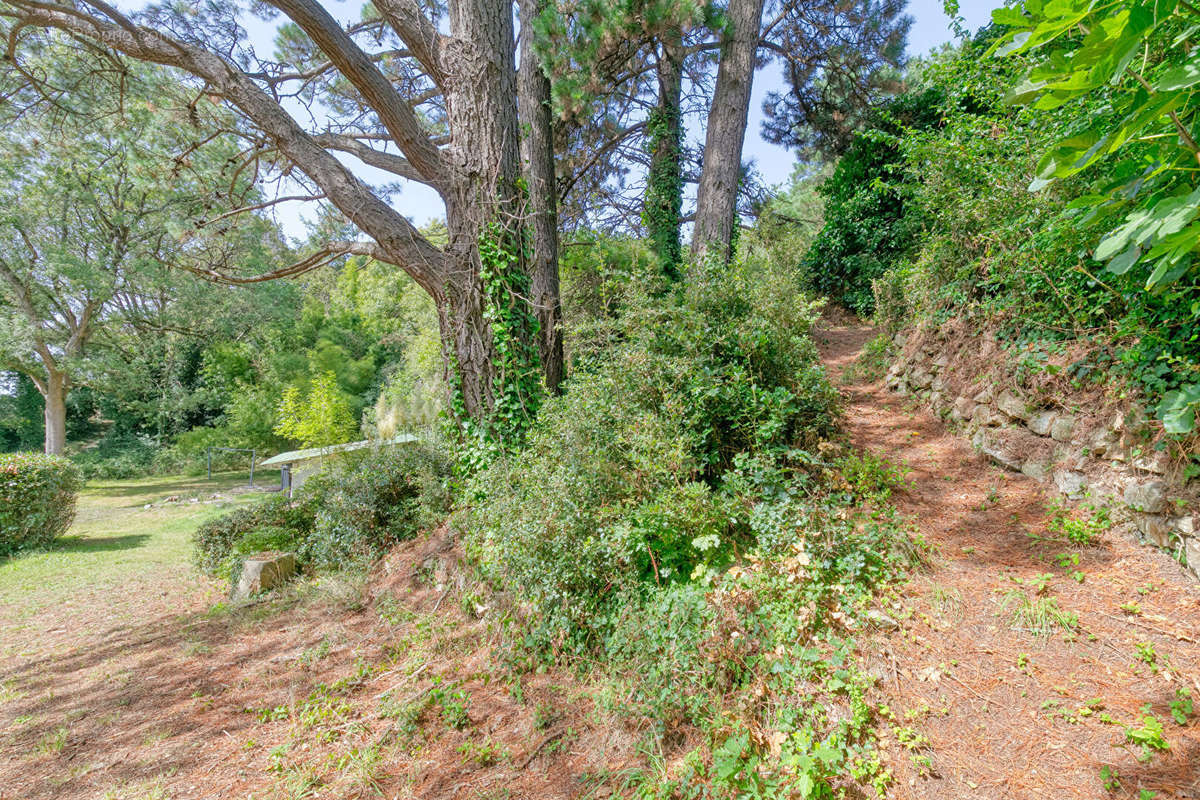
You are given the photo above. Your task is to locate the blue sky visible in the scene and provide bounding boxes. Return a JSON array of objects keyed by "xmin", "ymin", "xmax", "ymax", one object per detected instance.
[{"xmin": 255, "ymin": 0, "xmax": 999, "ymax": 238}]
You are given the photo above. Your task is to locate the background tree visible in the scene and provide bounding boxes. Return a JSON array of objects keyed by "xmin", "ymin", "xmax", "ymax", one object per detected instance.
[
  {"xmin": 0, "ymin": 41, "xmax": 285, "ymax": 454},
  {"xmin": 694, "ymin": 0, "xmax": 911, "ymax": 261},
  {"xmin": 1, "ymin": 0, "xmax": 552, "ymax": 447}
]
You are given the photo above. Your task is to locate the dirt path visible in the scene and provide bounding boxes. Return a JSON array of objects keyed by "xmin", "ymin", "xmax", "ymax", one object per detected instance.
[{"xmin": 817, "ymin": 314, "xmax": 1200, "ymax": 800}]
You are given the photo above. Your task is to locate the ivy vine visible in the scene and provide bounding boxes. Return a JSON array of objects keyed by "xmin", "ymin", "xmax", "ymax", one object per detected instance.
[
  {"xmin": 448, "ymin": 220, "xmax": 544, "ymax": 477},
  {"xmin": 644, "ymin": 103, "xmax": 684, "ymax": 280}
]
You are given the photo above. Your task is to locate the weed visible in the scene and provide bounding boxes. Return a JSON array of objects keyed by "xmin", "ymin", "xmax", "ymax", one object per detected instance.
[
  {"xmin": 1043, "ymin": 499, "xmax": 1109, "ymax": 546},
  {"xmin": 1000, "ymin": 590, "xmax": 1077, "ymax": 637},
  {"xmin": 457, "ymin": 737, "xmax": 509, "ymax": 766},
  {"xmin": 330, "ymin": 745, "xmax": 384, "ymax": 795},
  {"xmin": 1133, "ymin": 642, "xmax": 1158, "ymax": 672},
  {"xmin": 1054, "ymin": 552, "xmax": 1085, "ymax": 582},
  {"xmin": 835, "ymin": 451, "xmax": 911, "ymax": 502},
  {"xmin": 35, "ymin": 725, "xmax": 68, "ymax": 755},
  {"xmin": 0, "ymin": 679, "xmax": 22, "ymax": 705},
  {"xmin": 1170, "ymin": 687, "xmax": 1194, "ymax": 725},
  {"xmin": 431, "ymin": 680, "xmax": 471, "ymax": 730},
  {"xmin": 1124, "ymin": 708, "xmax": 1169, "ymax": 761},
  {"xmin": 532, "ymin": 701, "xmax": 558, "ymax": 731},
  {"xmin": 1100, "ymin": 764, "xmax": 1121, "ymax": 792},
  {"xmin": 1120, "ymin": 601, "xmax": 1142, "ymax": 615}
]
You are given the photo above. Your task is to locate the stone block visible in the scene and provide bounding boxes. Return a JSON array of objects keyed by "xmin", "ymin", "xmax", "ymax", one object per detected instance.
[
  {"xmin": 234, "ymin": 552, "xmax": 296, "ymax": 600},
  {"xmin": 1123, "ymin": 479, "xmax": 1167, "ymax": 514},
  {"xmin": 1021, "ymin": 460, "xmax": 1049, "ymax": 482},
  {"xmin": 1132, "ymin": 452, "xmax": 1169, "ymax": 475},
  {"xmin": 975, "ymin": 432, "xmax": 1023, "ymax": 471},
  {"xmin": 1049, "ymin": 416, "xmax": 1076, "ymax": 443},
  {"xmin": 1052, "ymin": 469, "xmax": 1088, "ymax": 498},
  {"xmin": 1187, "ymin": 538, "xmax": 1200, "ymax": 577},
  {"xmin": 971, "ymin": 404, "xmax": 1004, "ymax": 427},
  {"xmin": 996, "ymin": 390, "xmax": 1029, "ymax": 420},
  {"xmin": 1135, "ymin": 515, "xmax": 1173, "ymax": 549},
  {"xmin": 1027, "ymin": 411, "xmax": 1056, "ymax": 437}
]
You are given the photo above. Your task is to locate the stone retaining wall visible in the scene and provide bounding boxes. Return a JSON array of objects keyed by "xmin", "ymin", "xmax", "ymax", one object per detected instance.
[{"xmin": 883, "ymin": 331, "xmax": 1199, "ymax": 580}]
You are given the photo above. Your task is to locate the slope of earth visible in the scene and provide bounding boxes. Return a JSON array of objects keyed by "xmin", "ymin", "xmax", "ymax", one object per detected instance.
[
  {"xmin": 817, "ymin": 311, "xmax": 1200, "ymax": 800},
  {"xmin": 0, "ymin": 481, "xmax": 627, "ymax": 800}
]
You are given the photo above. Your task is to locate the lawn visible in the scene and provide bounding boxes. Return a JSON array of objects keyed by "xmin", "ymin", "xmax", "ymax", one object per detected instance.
[{"xmin": 0, "ymin": 471, "xmax": 267, "ymax": 661}]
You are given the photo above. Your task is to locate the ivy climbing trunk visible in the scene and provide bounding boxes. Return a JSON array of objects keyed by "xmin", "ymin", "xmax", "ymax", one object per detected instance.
[
  {"xmin": 518, "ymin": 0, "xmax": 565, "ymax": 393},
  {"xmin": 691, "ymin": 0, "xmax": 765, "ymax": 263},
  {"xmin": 645, "ymin": 34, "xmax": 685, "ymax": 279},
  {"xmin": 439, "ymin": 0, "xmax": 543, "ymax": 439}
]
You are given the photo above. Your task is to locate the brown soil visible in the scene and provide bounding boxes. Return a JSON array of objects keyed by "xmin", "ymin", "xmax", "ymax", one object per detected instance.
[
  {"xmin": 0, "ymin": 527, "xmax": 625, "ymax": 800},
  {"xmin": 818, "ymin": 310, "xmax": 1200, "ymax": 800}
]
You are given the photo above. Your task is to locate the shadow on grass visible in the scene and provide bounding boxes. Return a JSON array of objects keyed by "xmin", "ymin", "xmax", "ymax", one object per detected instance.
[
  {"xmin": 52, "ymin": 534, "xmax": 153, "ymax": 553},
  {"xmin": 82, "ymin": 473, "xmax": 257, "ymax": 500}
]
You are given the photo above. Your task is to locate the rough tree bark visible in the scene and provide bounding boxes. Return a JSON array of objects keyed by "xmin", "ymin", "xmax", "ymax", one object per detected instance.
[
  {"xmin": 691, "ymin": 0, "xmax": 766, "ymax": 263},
  {"xmin": 518, "ymin": 0, "xmax": 565, "ymax": 392},
  {"xmin": 645, "ymin": 33, "xmax": 685, "ymax": 278}
]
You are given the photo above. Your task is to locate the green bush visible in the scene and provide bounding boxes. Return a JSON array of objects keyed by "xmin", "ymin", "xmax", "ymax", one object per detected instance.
[
  {"xmin": 467, "ymin": 257, "xmax": 840, "ymax": 650},
  {"xmin": 193, "ymin": 441, "xmax": 450, "ymax": 578},
  {"xmin": 192, "ymin": 493, "xmax": 312, "ymax": 576},
  {"xmin": 71, "ymin": 432, "xmax": 158, "ymax": 480},
  {"xmin": 299, "ymin": 443, "xmax": 450, "ymax": 569},
  {"xmin": 0, "ymin": 452, "xmax": 83, "ymax": 555}
]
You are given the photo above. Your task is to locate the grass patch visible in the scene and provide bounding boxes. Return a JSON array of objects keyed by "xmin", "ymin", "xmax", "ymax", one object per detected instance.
[{"xmin": 0, "ymin": 471, "xmax": 260, "ymax": 631}]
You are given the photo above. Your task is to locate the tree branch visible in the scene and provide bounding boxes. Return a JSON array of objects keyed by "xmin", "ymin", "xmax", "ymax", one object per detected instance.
[
  {"xmin": 185, "ymin": 241, "xmax": 382, "ymax": 284},
  {"xmin": 265, "ymin": 0, "xmax": 448, "ymax": 188}
]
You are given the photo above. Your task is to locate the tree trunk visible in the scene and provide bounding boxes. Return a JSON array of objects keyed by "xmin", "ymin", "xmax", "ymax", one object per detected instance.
[
  {"xmin": 518, "ymin": 0, "xmax": 565, "ymax": 393},
  {"xmin": 645, "ymin": 34, "xmax": 685, "ymax": 279},
  {"xmin": 691, "ymin": 0, "xmax": 765, "ymax": 263},
  {"xmin": 438, "ymin": 0, "xmax": 543, "ymax": 437},
  {"xmin": 42, "ymin": 369, "xmax": 67, "ymax": 456}
]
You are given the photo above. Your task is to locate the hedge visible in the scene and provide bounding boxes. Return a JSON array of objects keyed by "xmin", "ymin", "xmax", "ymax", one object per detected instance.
[{"xmin": 0, "ymin": 452, "xmax": 83, "ymax": 556}]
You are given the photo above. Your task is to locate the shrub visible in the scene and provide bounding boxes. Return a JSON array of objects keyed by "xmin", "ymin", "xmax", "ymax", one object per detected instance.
[
  {"xmin": 467, "ymin": 257, "xmax": 840, "ymax": 650},
  {"xmin": 71, "ymin": 432, "xmax": 158, "ymax": 480},
  {"xmin": 299, "ymin": 443, "xmax": 450, "ymax": 569},
  {"xmin": 192, "ymin": 440, "xmax": 450, "ymax": 578},
  {"xmin": 0, "ymin": 453, "xmax": 83, "ymax": 555},
  {"xmin": 193, "ymin": 494, "xmax": 311, "ymax": 576}
]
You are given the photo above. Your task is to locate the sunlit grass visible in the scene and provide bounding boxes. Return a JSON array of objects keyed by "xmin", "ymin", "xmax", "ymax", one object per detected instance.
[{"xmin": 0, "ymin": 472, "xmax": 264, "ymax": 643}]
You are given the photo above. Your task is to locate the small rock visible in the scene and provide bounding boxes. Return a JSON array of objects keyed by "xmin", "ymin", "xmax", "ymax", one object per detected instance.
[
  {"xmin": 975, "ymin": 432, "xmax": 1023, "ymax": 471},
  {"xmin": 1021, "ymin": 460, "xmax": 1049, "ymax": 481},
  {"xmin": 893, "ymin": 332, "xmax": 908, "ymax": 348},
  {"xmin": 1052, "ymin": 469, "xmax": 1088, "ymax": 498},
  {"xmin": 1049, "ymin": 416, "xmax": 1075, "ymax": 443},
  {"xmin": 1027, "ymin": 411, "xmax": 1057, "ymax": 437},
  {"xmin": 932, "ymin": 354, "xmax": 950, "ymax": 369},
  {"xmin": 234, "ymin": 552, "xmax": 297, "ymax": 600},
  {"xmin": 931, "ymin": 375, "xmax": 945, "ymax": 392},
  {"xmin": 972, "ymin": 388, "xmax": 994, "ymax": 405},
  {"xmin": 1186, "ymin": 538, "xmax": 1200, "ymax": 577},
  {"xmin": 909, "ymin": 369, "xmax": 933, "ymax": 390},
  {"xmin": 996, "ymin": 390, "xmax": 1030, "ymax": 420},
  {"xmin": 1132, "ymin": 452, "xmax": 1169, "ymax": 475},
  {"xmin": 1135, "ymin": 515, "xmax": 1173, "ymax": 548},
  {"xmin": 1177, "ymin": 515, "xmax": 1197, "ymax": 536},
  {"xmin": 1088, "ymin": 428, "xmax": 1118, "ymax": 457},
  {"xmin": 1123, "ymin": 479, "xmax": 1168, "ymax": 514},
  {"xmin": 971, "ymin": 404, "xmax": 1004, "ymax": 427},
  {"xmin": 865, "ymin": 609, "xmax": 900, "ymax": 630}
]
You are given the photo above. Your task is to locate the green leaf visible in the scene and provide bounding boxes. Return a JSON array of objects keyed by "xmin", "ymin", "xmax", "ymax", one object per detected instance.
[{"xmin": 1157, "ymin": 54, "xmax": 1200, "ymax": 90}]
